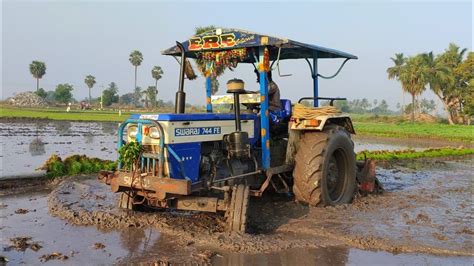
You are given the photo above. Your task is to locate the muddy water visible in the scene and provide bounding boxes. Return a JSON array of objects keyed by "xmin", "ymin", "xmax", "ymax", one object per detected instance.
[
  {"xmin": 1, "ymin": 120, "xmax": 473, "ymax": 264},
  {"xmin": 0, "ymin": 121, "xmax": 464, "ymax": 178},
  {"xmin": 0, "ymin": 121, "xmax": 119, "ymax": 178},
  {"xmin": 1, "ymin": 184, "xmax": 471, "ymax": 265}
]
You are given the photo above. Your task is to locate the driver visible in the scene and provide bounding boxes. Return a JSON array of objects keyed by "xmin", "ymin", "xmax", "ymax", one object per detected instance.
[{"xmin": 255, "ymin": 70, "xmax": 281, "ymax": 112}]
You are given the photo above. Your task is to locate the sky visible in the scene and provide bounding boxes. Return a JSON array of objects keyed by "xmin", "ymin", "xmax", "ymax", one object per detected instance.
[{"xmin": 1, "ymin": 0, "xmax": 472, "ymax": 111}]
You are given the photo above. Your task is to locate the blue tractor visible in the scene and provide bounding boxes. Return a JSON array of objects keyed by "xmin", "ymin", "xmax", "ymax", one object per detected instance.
[{"xmin": 99, "ymin": 28, "xmax": 378, "ymax": 232}]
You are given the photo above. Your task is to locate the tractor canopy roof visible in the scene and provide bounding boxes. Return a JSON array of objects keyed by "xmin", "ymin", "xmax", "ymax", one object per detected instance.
[{"xmin": 161, "ymin": 28, "xmax": 357, "ymax": 62}]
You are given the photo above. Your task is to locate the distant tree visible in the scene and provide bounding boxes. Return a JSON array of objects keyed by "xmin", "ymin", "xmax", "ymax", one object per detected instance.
[
  {"xmin": 84, "ymin": 75, "xmax": 96, "ymax": 104},
  {"xmin": 45, "ymin": 91, "xmax": 55, "ymax": 102},
  {"xmin": 132, "ymin": 86, "xmax": 143, "ymax": 107},
  {"xmin": 399, "ymin": 55, "xmax": 429, "ymax": 122},
  {"xmin": 387, "ymin": 53, "xmax": 406, "ymax": 108},
  {"xmin": 151, "ymin": 66, "xmax": 163, "ymax": 91},
  {"xmin": 391, "ymin": 44, "xmax": 472, "ymax": 124},
  {"xmin": 454, "ymin": 51, "xmax": 474, "ymax": 122},
  {"xmin": 119, "ymin": 93, "xmax": 134, "ymax": 105},
  {"xmin": 360, "ymin": 98, "xmax": 372, "ymax": 111},
  {"xmin": 102, "ymin": 82, "xmax": 119, "ymax": 106},
  {"xmin": 145, "ymin": 86, "xmax": 158, "ymax": 108},
  {"xmin": 372, "ymin": 99, "xmax": 389, "ymax": 114},
  {"xmin": 419, "ymin": 99, "xmax": 436, "ymax": 114},
  {"xmin": 54, "ymin": 83, "xmax": 74, "ymax": 104},
  {"xmin": 433, "ymin": 44, "xmax": 470, "ymax": 124},
  {"xmin": 35, "ymin": 88, "xmax": 47, "ymax": 99},
  {"xmin": 29, "ymin": 61, "xmax": 46, "ymax": 92},
  {"xmin": 129, "ymin": 50, "xmax": 143, "ymax": 91}
]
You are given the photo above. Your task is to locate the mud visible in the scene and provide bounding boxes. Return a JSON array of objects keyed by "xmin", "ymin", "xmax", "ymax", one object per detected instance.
[
  {"xmin": 45, "ymin": 160, "xmax": 473, "ymax": 257},
  {"xmin": 1, "ymin": 160, "xmax": 473, "ymax": 264}
]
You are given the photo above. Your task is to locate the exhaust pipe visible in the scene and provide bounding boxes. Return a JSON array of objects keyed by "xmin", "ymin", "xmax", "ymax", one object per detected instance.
[{"xmin": 175, "ymin": 41, "xmax": 186, "ymax": 114}]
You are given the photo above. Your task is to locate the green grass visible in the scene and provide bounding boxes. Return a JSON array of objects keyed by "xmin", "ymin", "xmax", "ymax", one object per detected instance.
[
  {"xmin": 356, "ymin": 147, "xmax": 474, "ymax": 161},
  {"xmin": 0, "ymin": 105, "xmax": 130, "ymax": 122},
  {"xmin": 0, "ymin": 105, "xmax": 180, "ymax": 122},
  {"xmin": 354, "ymin": 121, "xmax": 473, "ymax": 143}
]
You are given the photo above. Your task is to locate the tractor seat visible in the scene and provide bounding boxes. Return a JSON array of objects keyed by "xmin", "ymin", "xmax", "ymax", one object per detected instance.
[{"xmin": 280, "ymin": 99, "xmax": 292, "ymax": 119}]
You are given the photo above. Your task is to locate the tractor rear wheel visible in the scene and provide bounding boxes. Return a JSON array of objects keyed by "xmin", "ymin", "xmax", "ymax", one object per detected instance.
[
  {"xmin": 292, "ymin": 126, "xmax": 356, "ymax": 206},
  {"xmin": 226, "ymin": 184, "xmax": 249, "ymax": 233}
]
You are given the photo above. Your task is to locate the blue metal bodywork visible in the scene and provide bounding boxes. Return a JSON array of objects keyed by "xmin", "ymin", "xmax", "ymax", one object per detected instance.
[
  {"xmin": 119, "ymin": 112, "xmax": 264, "ymax": 184},
  {"xmin": 259, "ymin": 47, "xmax": 271, "ymax": 169},
  {"xmin": 206, "ymin": 77, "xmax": 212, "ymax": 113},
  {"xmin": 167, "ymin": 143, "xmax": 200, "ymax": 182},
  {"xmin": 130, "ymin": 113, "xmax": 256, "ymax": 121},
  {"xmin": 161, "ymin": 28, "xmax": 357, "ymax": 169}
]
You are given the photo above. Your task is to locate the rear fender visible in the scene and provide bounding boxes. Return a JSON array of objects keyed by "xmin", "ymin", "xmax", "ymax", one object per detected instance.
[
  {"xmin": 323, "ymin": 116, "xmax": 355, "ymax": 134},
  {"xmin": 290, "ymin": 115, "xmax": 355, "ymax": 134}
]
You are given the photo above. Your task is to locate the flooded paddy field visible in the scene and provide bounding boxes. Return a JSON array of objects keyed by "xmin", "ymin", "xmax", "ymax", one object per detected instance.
[
  {"xmin": 0, "ymin": 120, "xmax": 473, "ymax": 264},
  {"xmin": 1, "ymin": 121, "xmax": 467, "ymax": 178},
  {"xmin": 0, "ymin": 121, "xmax": 118, "ymax": 178},
  {"xmin": 1, "ymin": 159, "xmax": 472, "ymax": 264}
]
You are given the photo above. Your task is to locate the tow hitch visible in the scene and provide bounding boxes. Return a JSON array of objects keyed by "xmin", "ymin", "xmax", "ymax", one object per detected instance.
[{"xmin": 356, "ymin": 159, "xmax": 383, "ymax": 194}]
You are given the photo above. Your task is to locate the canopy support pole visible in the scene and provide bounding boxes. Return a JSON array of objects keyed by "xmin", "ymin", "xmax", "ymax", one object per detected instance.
[
  {"xmin": 205, "ymin": 76, "xmax": 212, "ymax": 113},
  {"xmin": 312, "ymin": 53, "xmax": 319, "ymax": 107},
  {"xmin": 175, "ymin": 42, "xmax": 186, "ymax": 114},
  {"xmin": 259, "ymin": 47, "xmax": 270, "ymax": 169}
]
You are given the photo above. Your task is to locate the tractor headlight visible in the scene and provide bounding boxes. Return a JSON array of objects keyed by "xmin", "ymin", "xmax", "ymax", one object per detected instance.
[
  {"xmin": 127, "ymin": 126, "xmax": 138, "ymax": 138},
  {"xmin": 149, "ymin": 126, "xmax": 160, "ymax": 139}
]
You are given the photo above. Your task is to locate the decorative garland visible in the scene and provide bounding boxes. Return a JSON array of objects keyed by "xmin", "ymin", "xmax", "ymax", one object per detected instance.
[{"xmin": 197, "ymin": 48, "xmax": 247, "ymax": 77}]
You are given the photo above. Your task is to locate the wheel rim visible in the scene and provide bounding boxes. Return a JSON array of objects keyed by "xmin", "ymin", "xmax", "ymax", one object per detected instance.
[{"xmin": 326, "ymin": 148, "xmax": 348, "ymax": 203}]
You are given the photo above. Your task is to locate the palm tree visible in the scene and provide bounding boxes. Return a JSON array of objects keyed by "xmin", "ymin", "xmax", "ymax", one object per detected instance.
[
  {"xmin": 29, "ymin": 61, "xmax": 46, "ymax": 92},
  {"xmin": 427, "ymin": 44, "xmax": 467, "ymax": 124},
  {"xmin": 151, "ymin": 66, "xmax": 163, "ymax": 91},
  {"xmin": 420, "ymin": 52, "xmax": 450, "ymax": 118},
  {"xmin": 399, "ymin": 55, "xmax": 429, "ymax": 122},
  {"xmin": 387, "ymin": 53, "xmax": 406, "ymax": 110},
  {"xmin": 132, "ymin": 86, "xmax": 143, "ymax": 108},
  {"xmin": 145, "ymin": 86, "xmax": 158, "ymax": 108},
  {"xmin": 129, "ymin": 50, "xmax": 143, "ymax": 91},
  {"xmin": 84, "ymin": 75, "xmax": 96, "ymax": 104}
]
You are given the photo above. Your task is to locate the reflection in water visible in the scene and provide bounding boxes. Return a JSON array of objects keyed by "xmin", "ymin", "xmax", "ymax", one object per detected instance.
[
  {"xmin": 85, "ymin": 132, "xmax": 94, "ymax": 144},
  {"xmin": 119, "ymin": 227, "xmax": 147, "ymax": 256},
  {"xmin": 214, "ymin": 246, "xmax": 350, "ymax": 266},
  {"xmin": 29, "ymin": 137, "xmax": 45, "ymax": 156},
  {"xmin": 35, "ymin": 120, "xmax": 48, "ymax": 131},
  {"xmin": 2, "ymin": 121, "xmax": 120, "ymax": 178},
  {"xmin": 102, "ymin": 122, "xmax": 118, "ymax": 135},
  {"xmin": 52, "ymin": 121, "xmax": 72, "ymax": 135}
]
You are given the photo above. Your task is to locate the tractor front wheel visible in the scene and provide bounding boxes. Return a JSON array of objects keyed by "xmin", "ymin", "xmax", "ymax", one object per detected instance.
[
  {"xmin": 292, "ymin": 126, "xmax": 356, "ymax": 206},
  {"xmin": 226, "ymin": 184, "xmax": 249, "ymax": 233}
]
